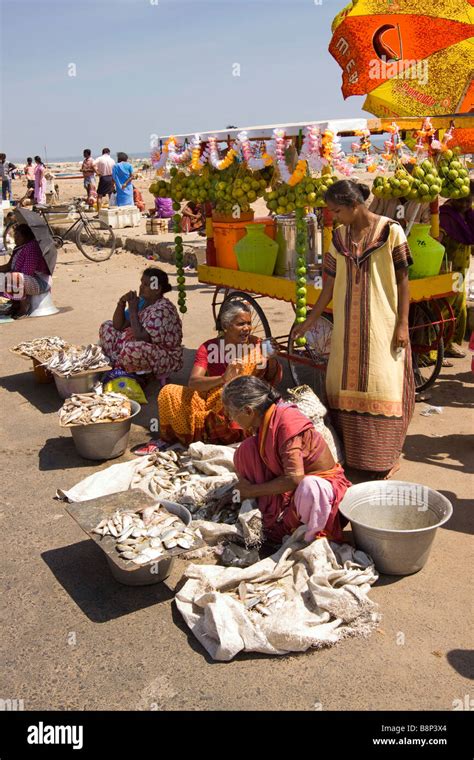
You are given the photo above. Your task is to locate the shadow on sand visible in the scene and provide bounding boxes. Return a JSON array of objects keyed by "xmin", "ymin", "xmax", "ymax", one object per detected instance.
[{"xmin": 42, "ymin": 539, "xmax": 174, "ymax": 622}]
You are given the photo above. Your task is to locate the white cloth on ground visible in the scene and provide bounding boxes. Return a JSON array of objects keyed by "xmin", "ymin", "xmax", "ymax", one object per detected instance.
[
  {"xmin": 175, "ymin": 532, "xmax": 380, "ymax": 661},
  {"xmin": 56, "ymin": 442, "xmax": 237, "ymax": 503}
]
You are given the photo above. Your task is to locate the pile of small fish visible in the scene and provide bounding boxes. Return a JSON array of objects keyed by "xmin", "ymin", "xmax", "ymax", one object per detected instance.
[
  {"xmin": 44, "ymin": 344, "xmax": 109, "ymax": 376},
  {"xmin": 92, "ymin": 504, "xmax": 198, "ymax": 565},
  {"xmin": 12, "ymin": 336, "xmax": 70, "ymax": 362},
  {"xmin": 229, "ymin": 581, "xmax": 287, "ymax": 617},
  {"xmin": 59, "ymin": 392, "xmax": 131, "ymax": 426},
  {"xmin": 130, "ymin": 449, "xmax": 238, "ymax": 523}
]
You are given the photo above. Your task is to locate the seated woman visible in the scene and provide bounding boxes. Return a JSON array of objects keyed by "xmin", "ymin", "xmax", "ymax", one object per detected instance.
[
  {"xmin": 157, "ymin": 300, "xmax": 282, "ymax": 447},
  {"xmin": 0, "ymin": 223, "xmax": 51, "ymax": 317},
  {"xmin": 181, "ymin": 202, "xmax": 205, "ymax": 234},
  {"xmin": 222, "ymin": 376, "xmax": 351, "ymax": 545},
  {"xmin": 99, "ymin": 267, "xmax": 183, "ymax": 380}
]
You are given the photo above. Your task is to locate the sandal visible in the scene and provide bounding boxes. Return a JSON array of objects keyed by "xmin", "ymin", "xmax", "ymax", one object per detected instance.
[
  {"xmin": 131, "ymin": 439, "xmax": 168, "ymax": 456},
  {"xmin": 442, "ymin": 358, "xmax": 454, "ymax": 367},
  {"xmin": 444, "ymin": 345, "xmax": 466, "ymax": 358}
]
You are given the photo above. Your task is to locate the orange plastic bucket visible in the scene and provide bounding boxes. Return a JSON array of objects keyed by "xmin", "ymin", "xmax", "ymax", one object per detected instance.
[{"xmin": 212, "ymin": 217, "xmax": 276, "ymax": 270}]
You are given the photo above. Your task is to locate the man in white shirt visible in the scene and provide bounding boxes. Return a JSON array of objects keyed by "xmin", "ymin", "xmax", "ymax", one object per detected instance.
[{"xmin": 94, "ymin": 148, "xmax": 115, "ymax": 209}]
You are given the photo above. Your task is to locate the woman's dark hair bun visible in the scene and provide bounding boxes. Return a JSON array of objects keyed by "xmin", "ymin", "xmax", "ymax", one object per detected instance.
[
  {"xmin": 357, "ymin": 183, "xmax": 370, "ymax": 201},
  {"xmin": 268, "ymin": 387, "xmax": 282, "ymax": 403}
]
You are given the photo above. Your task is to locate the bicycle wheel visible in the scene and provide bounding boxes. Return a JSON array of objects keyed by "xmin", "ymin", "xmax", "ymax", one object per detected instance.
[
  {"xmin": 219, "ymin": 291, "xmax": 271, "ymax": 341},
  {"xmin": 75, "ymin": 218, "xmax": 116, "ymax": 261},
  {"xmin": 287, "ymin": 315, "xmax": 332, "ymax": 400},
  {"xmin": 409, "ymin": 301, "xmax": 444, "ymax": 393},
  {"xmin": 211, "ymin": 286, "xmax": 230, "ymax": 327},
  {"xmin": 3, "ymin": 221, "xmax": 16, "ymax": 254}
]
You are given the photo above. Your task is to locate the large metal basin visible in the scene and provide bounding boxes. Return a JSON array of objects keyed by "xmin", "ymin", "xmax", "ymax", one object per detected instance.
[
  {"xmin": 105, "ymin": 500, "xmax": 193, "ymax": 586},
  {"xmin": 65, "ymin": 491, "xmax": 200, "ymax": 586},
  {"xmin": 338, "ymin": 481, "xmax": 452, "ymax": 576},
  {"xmin": 64, "ymin": 400, "xmax": 141, "ymax": 460},
  {"xmin": 53, "ymin": 370, "xmax": 107, "ymax": 399}
]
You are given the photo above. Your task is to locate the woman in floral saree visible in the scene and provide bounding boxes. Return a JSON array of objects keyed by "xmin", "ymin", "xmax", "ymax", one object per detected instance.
[{"xmin": 99, "ymin": 267, "xmax": 183, "ymax": 379}]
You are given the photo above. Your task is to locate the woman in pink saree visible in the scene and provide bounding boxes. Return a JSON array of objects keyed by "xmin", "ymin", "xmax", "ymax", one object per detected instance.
[
  {"xmin": 34, "ymin": 156, "xmax": 47, "ymax": 205},
  {"xmin": 222, "ymin": 376, "xmax": 351, "ymax": 545}
]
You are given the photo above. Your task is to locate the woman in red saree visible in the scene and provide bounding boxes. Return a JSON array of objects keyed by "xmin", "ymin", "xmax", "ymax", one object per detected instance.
[{"xmin": 222, "ymin": 376, "xmax": 351, "ymax": 545}]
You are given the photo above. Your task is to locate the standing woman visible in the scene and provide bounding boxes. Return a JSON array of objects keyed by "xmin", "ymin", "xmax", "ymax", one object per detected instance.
[
  {"xmin": 34, "ymin": 156, "xmax": 47, "ymax": 205},
  {"xmin": 112, "ymin": 152, "xmax": 134, "ymax": 206},
  {"xmin": 294, "ymin": 180, "xmax": 415, "ymax": 479}
]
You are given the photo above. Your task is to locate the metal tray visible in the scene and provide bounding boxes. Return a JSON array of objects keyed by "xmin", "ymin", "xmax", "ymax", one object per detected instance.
[{"xmin": 65, "ymin": 490, "xmax": 204, "ymax": 586}]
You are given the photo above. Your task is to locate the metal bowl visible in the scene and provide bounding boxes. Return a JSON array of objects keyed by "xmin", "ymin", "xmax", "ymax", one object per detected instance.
[
  {"xmin": 65, "ymin": 400, "xmax": 141, "ymax": 460},
  {"xmin": 104, "ymin": 500, "xmax": 193, "ymax": 586},
  {"xmin": 53, "ymin": 370, "xmax": 107, "ymax": 399},
  {"xmin": 339, "ymin": 481, "xmax": 452, "ymax": 576}
]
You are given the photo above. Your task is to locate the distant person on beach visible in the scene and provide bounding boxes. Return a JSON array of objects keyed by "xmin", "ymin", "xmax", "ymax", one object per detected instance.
[
  {"xmin": 0, "ymin": 154, "xmax": 16, "ymax": 201},
  {"xmin": 24, "ymin": 158, "xmax": 36, "ymax": 190},
  {"xmin": 112, "ymin": 152, "xmax": 134, "ymax": 206},
  {"xmin": 94, "ymin": 148, "xmax": 115, "ymax": 210},
  {"xmin": 18, "ymin": 158, "xmax": 36, "ymax": 207},
  {"xmin": 33, "ymin": 156, "xmax": 47, "ymax": 205},
  {"xmin": 80, "ymin": 148, "xmax": 96, "ymax": 204}
]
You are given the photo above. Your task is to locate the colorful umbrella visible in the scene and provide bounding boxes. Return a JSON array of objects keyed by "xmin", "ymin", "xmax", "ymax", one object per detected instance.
[{"xmin": 329, "ymin": 0, "xmax": 474, "ymax": 117}]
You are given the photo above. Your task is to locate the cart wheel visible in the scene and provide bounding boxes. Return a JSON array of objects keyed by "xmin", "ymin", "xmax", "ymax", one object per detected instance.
[
  {"xmin": 287, "ymin": 314, "xmax": 333, "ymax": 401},
  {"xmin": 435, "ymin": 297, "xmax": 456, "ymax": 348},
  {"xmin": 219, "ymin": 291, "xmax": 271, "ymax": 340},
  {"xmin": 409, "ymin": 301, "xmax": 444, "ymax": 393},
  {"xmin": 211, "ymin": 286, "xmax": 230, "ymax": 327}
]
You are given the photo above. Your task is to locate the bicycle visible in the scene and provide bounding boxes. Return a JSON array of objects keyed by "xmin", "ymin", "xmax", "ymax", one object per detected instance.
[{"xmin": 3, "ymin": 200, "xmax": 116, "ymax": 262}]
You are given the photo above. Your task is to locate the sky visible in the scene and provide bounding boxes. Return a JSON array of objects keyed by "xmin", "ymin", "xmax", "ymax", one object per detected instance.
[{"xmin": 1, "ymin": 0, "xmax": 366, "ymax": 161}]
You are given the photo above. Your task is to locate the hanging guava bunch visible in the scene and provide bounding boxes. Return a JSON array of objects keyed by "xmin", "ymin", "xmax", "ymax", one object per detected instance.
[
  {"xmin": 372, "ymin": 168, "xmax": 414, "ymax": 199},
  {"xmin": 149, "ymin": 178, "xmax": 171, "ymax": 198},
  {"xmin": 438, "ymin": 148, "xmax": 470, "ymax": 199},
  {"xmin": 294, "ymin": 206, "xmax": 308, "ymax": 347},
  {"xmin": 372, "ymin": 124, "xmax": 414, "ymax": 199},
  {"xmin": 404, "ymin": 119, "xmax": 442, "ymax": 202},
  {"xmin": 212, "ymin": 162, "xmax": 266, "ymax": 215}
]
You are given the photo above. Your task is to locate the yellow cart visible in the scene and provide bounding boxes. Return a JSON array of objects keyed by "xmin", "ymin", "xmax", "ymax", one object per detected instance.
[{"xmin": 198, "ymin": 265, "xmax": 457, "ymax": 393}]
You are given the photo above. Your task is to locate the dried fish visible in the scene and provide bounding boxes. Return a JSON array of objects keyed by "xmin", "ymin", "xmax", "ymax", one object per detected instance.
[
  {"xmin": 59, "ymin": 393, "xmax": 131, "ymax": 426},
  {"xmin": 92, "ymin": 503, "xmax": 198, "ymax": 565},
  {"xmin": 11, "ymin": 336, "xmax": 71, "ymax": 362},
  {"xmin": 44, "ymin": 344, "xmax": 109, "ymax": 376}
]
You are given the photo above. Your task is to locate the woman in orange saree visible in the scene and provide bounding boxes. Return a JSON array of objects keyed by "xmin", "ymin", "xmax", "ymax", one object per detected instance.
[
  {"xmin": 223, "ymin": 376, "xmax": 351, "ymax": 545},
  {"xmin": 157, "ymin": 299, "xmax": 282, "ymax": 447}
]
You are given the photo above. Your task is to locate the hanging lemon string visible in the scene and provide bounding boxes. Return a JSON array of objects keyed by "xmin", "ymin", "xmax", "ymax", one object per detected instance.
[
  {"xmin": 173, "ymin": 204, "xmax": 187, "ymax": 314},
  {"xmin": 294, "ymin": 206, "xmax": 307, "ymax": 346}
]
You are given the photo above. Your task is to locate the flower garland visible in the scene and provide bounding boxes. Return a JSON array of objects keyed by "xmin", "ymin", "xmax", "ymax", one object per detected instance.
[
  {"xmin": 208, "ymin": 136, "xmax": 238, "ymax": 170},
  {"xmin": 273, "ymin": 129, "xmax": 308, "ymax": 186},
  {"xmin": 190, "ymin": 134, "xmax": 211, "ymax": 172},
  {"xmin": 236, "ymin": 131, "xmax": 273, "ymax": 170}
]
